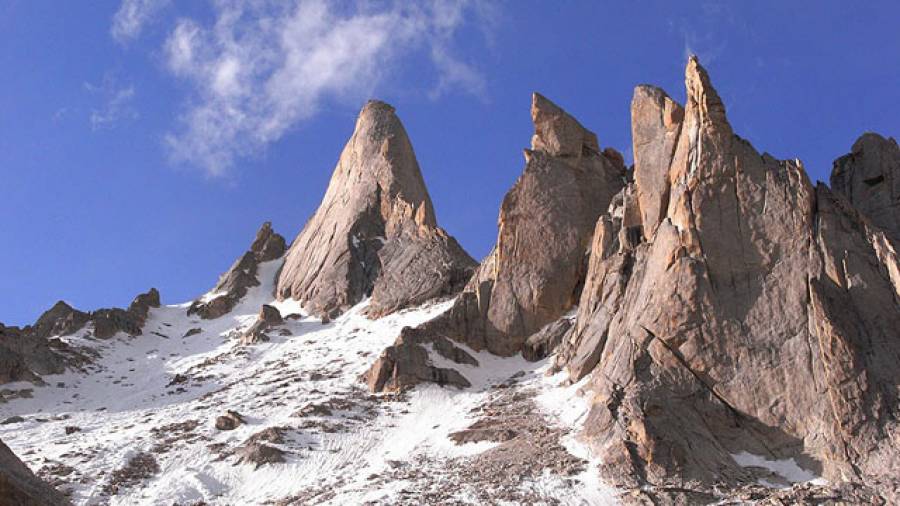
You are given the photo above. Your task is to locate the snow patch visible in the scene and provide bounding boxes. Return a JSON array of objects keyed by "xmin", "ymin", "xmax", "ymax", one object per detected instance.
[{"xmin": 731, "ymin": 451, "xmax": 825, "ymax": 488}]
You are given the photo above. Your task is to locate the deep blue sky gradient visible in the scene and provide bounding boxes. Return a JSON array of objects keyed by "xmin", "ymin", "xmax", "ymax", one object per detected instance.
[{"xmin": 2, "ymin": 1, "xmax": 898, "ymax": 325}]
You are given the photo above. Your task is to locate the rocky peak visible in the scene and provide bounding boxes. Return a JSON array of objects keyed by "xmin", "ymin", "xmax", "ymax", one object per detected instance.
[
  {"xmin": 365, "ymin": 92, "xmax": 627, "ymax": 392},
  {"xmin": 128, "ymin": 288, "xmax": 160, "ymax": 315},
  {"xmin": 466, "ymin": 93, "xmax": 627, "ymax": 355},
  {"xmin": 249, "ymin": 222, "xmax": 288, "ymax": 263},
  {"xmin": 831, "ymin": 132, "xmax": 900, "ymax": 241},
  {"xmin": 631, "ymin": 85, "xmax": 683, "ymax": 240},
  {"xmin": 355, "ymin": 100, "xmax": 438, "ymax": 231},
  {"xmin": 548, "ymin": 56, "xmax": 900, "ymax": 501},
  {"xmin": 684, "ymin": 55, "xmax": 730, "ymax": 136},
  {"xmin": 2, "ymin": 287, "xmax": 162, "ymax": 384},
  {"xmin": 530, "ymin": 92, "xmax": 600, "ymax": 158},
  {"xmin": 31, "ymin": 301, "xmax": 89, "ymax": 340},
  {"xmin": 188, "ymin": 222, "xmax": 287, "ymax": 320},
  {"xmin": 275, "ymin": 100, "xmax": 475, "ymax": 319}
]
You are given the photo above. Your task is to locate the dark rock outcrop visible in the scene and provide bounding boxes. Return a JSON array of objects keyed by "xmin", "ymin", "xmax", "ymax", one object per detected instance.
[
  {"xmin": 276, "ymin": 101, "xmax": 476, "ymax": 320},
  {"xmin": 364, "ymin": 326, "xmax": 475, "ymax": 392},
  {"xmin": 364, "ymin": 93, "xmax": 626, "ymax": 392},
  {"xmin": 0, "ymin": 438, "xmax": 69, "ymax": 505},
  {"xmin": 240, "ymin": 305, "xmax": 283, "ymax": 345},
  {"xmin": 234, "ymin": 443, "xmax": 285, "ymax": 469},
  {"xmin": 215, "ymin": 410, "xmax": 244, "ymax": 431},
  {"xmin": 28, "ymin": 288, "xmax": 160, "ymax": 342},
  {"xmin": 30, "ymin": 302, "xmax": 90, "ymax": 340},
  {"xmin": 188, "ymin": 222, "xmax": 286, "ymax": 319},
  {"xmin": 551, "ymin": 56, "xmax": 900, "ymax": 501},
  {"xmin": 1, "ymin": 288, "xmax": 159, "ymax": 384},
  {"xmin": 0, "ymin": 323, "xmax": 68, "ymax": 384},
  {"xmin": 522, "ymin": 317, "xmax": 573, "ymax": 362},
  {"xmin": 92, "ymin": 287, "xmax": 160, "ymax": 339}
]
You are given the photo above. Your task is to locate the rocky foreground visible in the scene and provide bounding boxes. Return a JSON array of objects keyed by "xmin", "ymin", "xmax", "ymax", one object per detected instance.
[{"xmin": 1, "ymin": 57, "xmax": 899, "ymax": 505}]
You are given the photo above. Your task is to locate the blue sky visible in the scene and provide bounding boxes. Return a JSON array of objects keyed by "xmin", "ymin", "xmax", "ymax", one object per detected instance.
[{"xmin": 2, "ymin": 1, "xmax": 898, "ymax": 326}]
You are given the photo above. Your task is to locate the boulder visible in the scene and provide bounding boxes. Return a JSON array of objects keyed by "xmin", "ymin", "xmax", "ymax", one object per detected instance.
[
  {"xmin": 240, "ymin": 305, "xmax": 283, "ymax": 345},
  {"xmin": 188, "ymin": 222, "xmax": 286, "ymax": 319},
  {"xmin": 234, "ymin": 443, "xmax": 284, "ymax": 469},
  {"xmin": 276, "ymin": 100, "xmax": 476, "ymax": 320},
  {"xmin": 364, "ymin": 326, "xmax": 475, "ymax": 393},
  {"xmin": 215, "ymin": 410, "xmax": 244, "ymax": 431}
]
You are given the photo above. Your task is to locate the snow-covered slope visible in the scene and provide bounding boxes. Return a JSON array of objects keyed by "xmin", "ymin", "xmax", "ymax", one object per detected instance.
[{"xmin": 0, "ymin": 259, "xmax": 616, "ymax": 505}]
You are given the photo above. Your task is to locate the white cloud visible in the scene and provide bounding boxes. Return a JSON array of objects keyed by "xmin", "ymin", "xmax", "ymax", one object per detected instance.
[
  {"xmin": 428, "ymin": 46, "xmax": 487, "ymax": 101},
  {"xmin": 159, "ymin": 0, "xmax": 491, "ymax": 176},
  {"xmin": 112, "ymin": 0, "xmax": 171, "ymax": 44},
  {"xmin": 85, "ymin": 76, "xmax": 139, "ymax": 130}
]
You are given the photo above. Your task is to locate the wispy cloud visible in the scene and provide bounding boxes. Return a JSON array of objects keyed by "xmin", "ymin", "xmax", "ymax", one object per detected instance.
[
  {"xmin": 669, "ymin": 1, "xmax": 739, "ymax": 65},
  {"xmin": 84, "ymin": 75, "xmax": 139, "ymax": 130},
  {"xmin": 52, "ymin": 107, "xmax": 70, "ymax": 124},
  {"xmin": 111, "ymin": 0, "xmax": 171, "ymax": 44},
  {"xmin": 153, "ymin": 0, "xmax": 491, "ymax": 176}
]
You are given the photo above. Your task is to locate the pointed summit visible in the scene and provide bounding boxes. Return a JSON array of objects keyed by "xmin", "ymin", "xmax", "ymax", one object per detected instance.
[
  {"xmin": 276, "ymin": 100, "xmax": 475, "ymax": 319},
  {"xmin": 631, "ymin": 85, "xmax": 684, "ymax": 240},
  {"xmin": 684, "ymin": 55, "xmax": 729, "ymax": 131},
  {"xmin": 530, "ymin": 92, "xmax": 600, "ymax": 157},
  {"xmin": 551, "ymin": 56, "xmax": 900, "ymax": 501},
  {"xmin": 365, "ymin": 92, "xmax": 627, "ymax": 392},
  {"xmin": 188, "ymin": 222, "xmax": 287, "ymax": 319}
]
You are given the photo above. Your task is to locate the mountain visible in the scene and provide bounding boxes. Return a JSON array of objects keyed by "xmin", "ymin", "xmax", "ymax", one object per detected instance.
[
  {"xmin": 275, "ymin": 100, "xmax": 476, "ymax": 320},
  {"xmin": 365, "ymin": 92, "xmax": 626, "ymax": 391},
  {"xmin": 550, "ymin": 57, "xmax": 900, "ymax": 503},
  {"xmin": 1, "ymin": 57, "xmax": 898, "ymax": 505}
]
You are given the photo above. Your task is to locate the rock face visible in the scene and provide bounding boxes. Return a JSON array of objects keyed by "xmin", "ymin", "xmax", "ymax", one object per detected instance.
[
  {"xmin": 188, "ymin": 222, "xmax": 286, "ymax": 319},
  {"xmin": 522, "ymin": 316, "xmax": 573, "ymax": 362},
  {"xmin": 275, "ymin": 101, "xmax": 476, "ymax": 320},
  {"xmin": 365, "ymin": 93, "xmax": 626, "ymax": 392},
  {"xmin": 831, "ymin": 132, "xmax": 900, "ymax": 241},
  {"xmin": 551, "ymin": 56, "xmax": 900, "ymax": 500},
  {"xmin": 459, "ymin": 93, "xmax": 626, "ymax": 356},
  {"xmin": 0, "ymin": 438, "xmax": 69, "ymax": 505},
  {"xmin": 631, "ymin": 85, "xmax": 684, "ymax": 241}
]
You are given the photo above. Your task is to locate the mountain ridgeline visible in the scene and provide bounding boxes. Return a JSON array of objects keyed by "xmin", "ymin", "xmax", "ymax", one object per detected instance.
[{"xmin": 2, "ymin": 57, "xmax": 899, "ymax": 504}]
